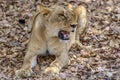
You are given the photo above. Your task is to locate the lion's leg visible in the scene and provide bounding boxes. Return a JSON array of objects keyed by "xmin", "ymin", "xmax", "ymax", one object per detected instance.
[
  {"xmin": 16, "ymin": 44, "xmax": 42, "ymax": 77},
  {"xmin": 75, "ymin": 6, "xmax": 87, "ymax": 48},
  {"xmin": 76, "ymin": 5, "xmax": 87, "ymax": 40},
  {"xmin": 16, "ymin": 31, "xmax": 46, "ymax": 77},
  {"xmin": 75, "ymin": 6, "xmax": 94, "ymax": 53},
  {"xmin": 44, "ymin": 51, "xmax": 69, "ymax": 74},
  {"xmin": 16, "ymin": 52, "xmax": 37, "ymax": 77}
]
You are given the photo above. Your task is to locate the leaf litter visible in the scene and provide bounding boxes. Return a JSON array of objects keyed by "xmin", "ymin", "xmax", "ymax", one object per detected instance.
[{"xmin": 0, "ymin": 0, "xmax": 120, "ymax": 80}]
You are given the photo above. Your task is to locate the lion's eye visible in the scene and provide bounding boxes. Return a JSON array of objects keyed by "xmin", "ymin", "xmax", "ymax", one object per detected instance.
[
  {"xmin": 58, "ymin": 13, "xmax": 66, "ymax": 20},
  {"xmin": 58, "ymin": 13, "xmax": 64, "ymax": 17}
]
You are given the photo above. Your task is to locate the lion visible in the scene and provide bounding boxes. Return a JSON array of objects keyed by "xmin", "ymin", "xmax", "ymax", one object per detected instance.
[{"xmin": 16, "ymin": 3, "xmax": 87, "ymax": 77}]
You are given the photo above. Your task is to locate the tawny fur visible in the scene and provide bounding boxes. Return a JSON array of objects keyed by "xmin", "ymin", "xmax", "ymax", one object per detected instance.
[{"xmin": 16, "ymin": 3, "xmax": 87, "ymax": 77}]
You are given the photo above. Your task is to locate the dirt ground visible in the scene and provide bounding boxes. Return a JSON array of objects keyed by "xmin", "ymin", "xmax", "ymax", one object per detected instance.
[{"xmin": 0, "ymin": 0, "xmax": 120, "ymax": 80}]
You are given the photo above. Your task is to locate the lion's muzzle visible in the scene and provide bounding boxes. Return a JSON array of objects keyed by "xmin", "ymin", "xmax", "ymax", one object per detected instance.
[{"xmin": 58, "ymin": 30, "xmax": 70, "ymax": 40}]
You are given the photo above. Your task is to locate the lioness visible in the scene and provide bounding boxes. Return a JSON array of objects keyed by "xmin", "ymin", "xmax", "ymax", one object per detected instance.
[{"xmin": 16, "ymin": 3, "xmax": 87, "ymax": 77}]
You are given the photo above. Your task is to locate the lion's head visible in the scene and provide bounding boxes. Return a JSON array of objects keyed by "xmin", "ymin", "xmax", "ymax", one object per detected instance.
[{"xmin": 37, "ymin": 3, "xmax": 78, "ymax": 40}]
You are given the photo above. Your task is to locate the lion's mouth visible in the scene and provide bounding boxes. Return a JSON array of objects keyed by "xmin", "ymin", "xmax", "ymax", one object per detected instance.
[{"xmin": 58, "ymin": 30, "xmax": 70, "ymax": 40}]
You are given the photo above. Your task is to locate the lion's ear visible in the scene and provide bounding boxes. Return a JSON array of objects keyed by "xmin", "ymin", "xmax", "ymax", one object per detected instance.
[
  {"xmin": 67, "ymin": 3, "xmax": 73, "ymax": 11},
  {"xmin": 61, "ymin": 2, "xmax": 73, "ymax": 11},
  {"xmin": 37, "ymin": 5, "xmax": 51, "ymax": 16},
  {"xmin": 37, "ymin": 5, "xmax": 46, "ymax": 11}
]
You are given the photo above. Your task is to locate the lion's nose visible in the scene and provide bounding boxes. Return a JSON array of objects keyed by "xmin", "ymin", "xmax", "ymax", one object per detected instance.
[
  {"xmin": 70, "ymin": 24, "xmax": 77, "ymax": 28},
  {"xmin": 58, "ymin": 30, "xmax": 70, "ymax": 40}
]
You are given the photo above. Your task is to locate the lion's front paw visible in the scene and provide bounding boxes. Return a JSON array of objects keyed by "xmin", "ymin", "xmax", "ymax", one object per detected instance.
[
  {"xmin": 44, "ymin": 66, "xmax": 60, "ymax": 74},
  {"xmin": 16, "ymin": 68, "xmax": 34, "ymax": 78}
]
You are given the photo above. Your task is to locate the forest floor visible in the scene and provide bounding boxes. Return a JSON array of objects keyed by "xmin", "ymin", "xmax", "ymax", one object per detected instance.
[{"xmin": 0, "ymin": 0, "xmax": 120, "ymax": 80}]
